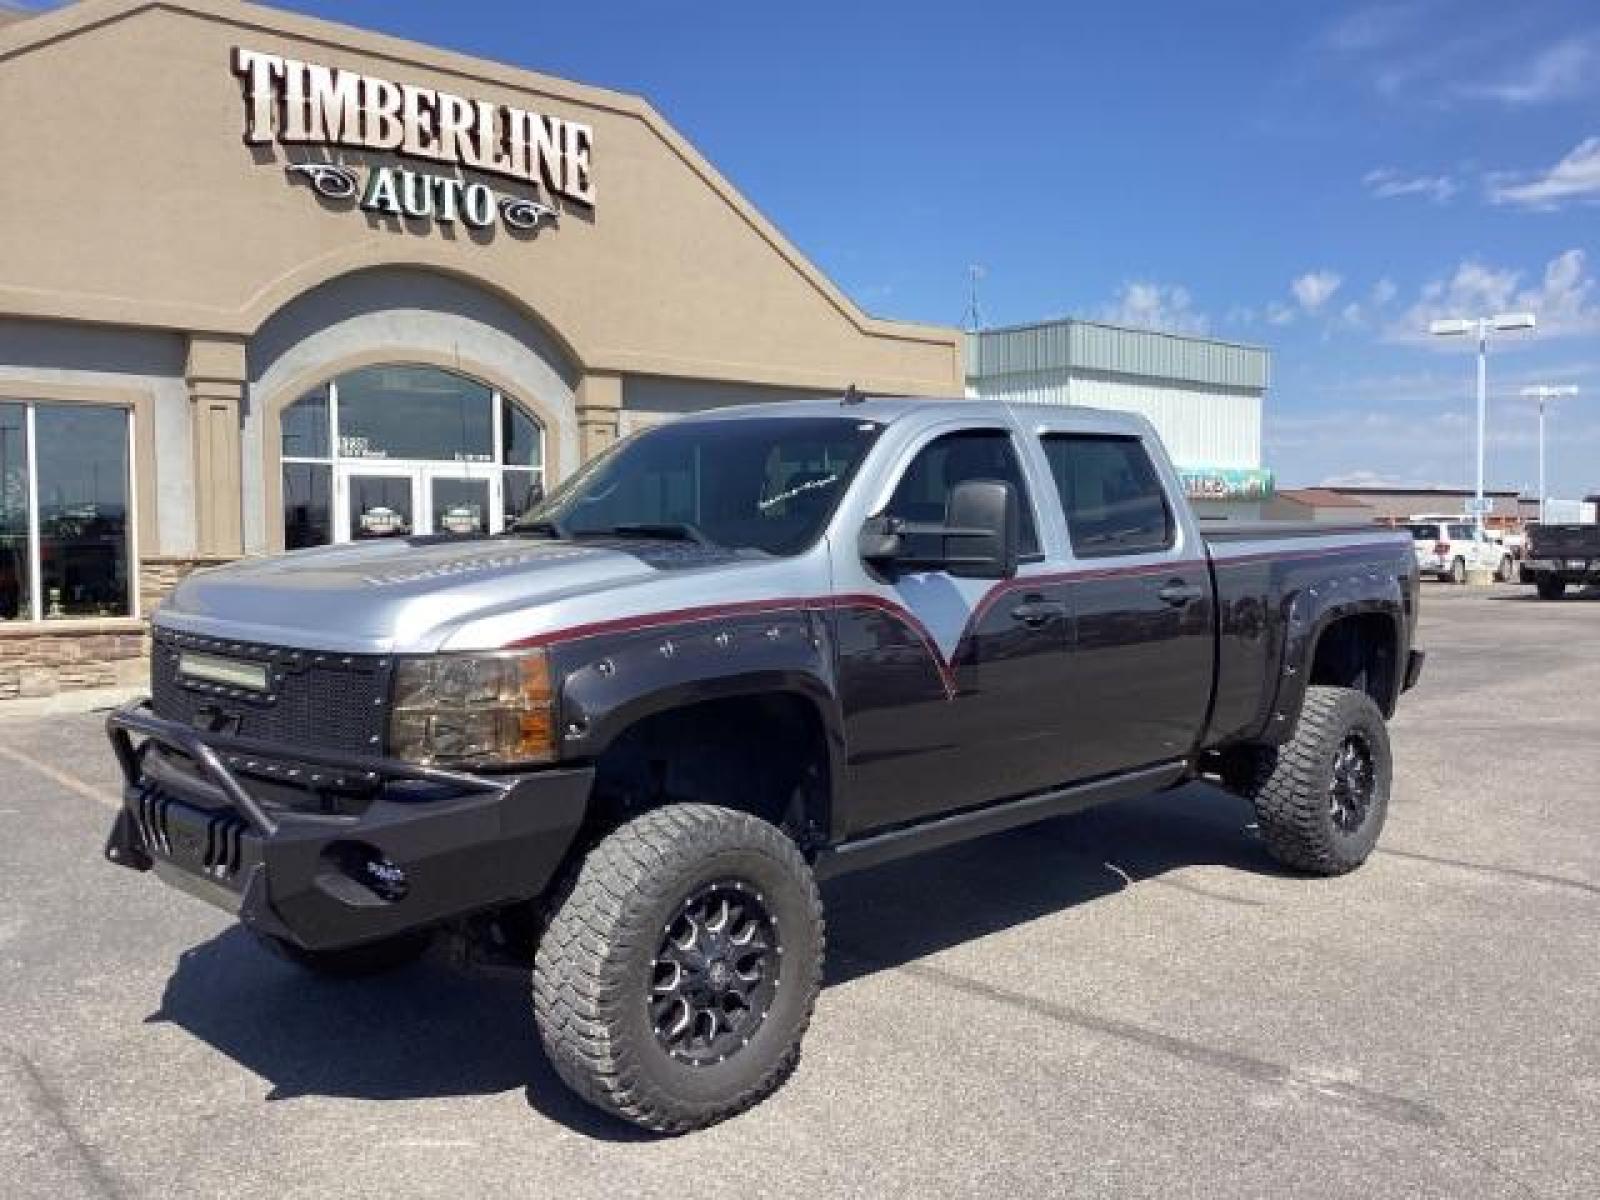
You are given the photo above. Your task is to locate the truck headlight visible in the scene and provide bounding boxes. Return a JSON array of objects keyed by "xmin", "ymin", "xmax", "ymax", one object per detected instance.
[{"xmin": 388, "ymin": 650, "xmax": 556, "ymax": 766}]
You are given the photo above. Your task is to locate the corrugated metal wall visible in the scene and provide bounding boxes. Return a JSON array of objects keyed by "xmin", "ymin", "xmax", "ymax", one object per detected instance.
[{"xmin": 1068, "ymin": 374, "xmax": 1261, "ymax": 468}]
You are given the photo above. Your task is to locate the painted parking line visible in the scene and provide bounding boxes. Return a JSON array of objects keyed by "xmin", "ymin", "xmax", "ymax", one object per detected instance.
[{"xmin": 0, "ymin": 743, "xmax": 120, "ymax": 812}]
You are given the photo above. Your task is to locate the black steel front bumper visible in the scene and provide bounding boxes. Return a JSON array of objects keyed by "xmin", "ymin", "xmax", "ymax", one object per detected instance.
[{"xmin": 104, "ymin": 700, "xmax": 593, "ymax": 952}]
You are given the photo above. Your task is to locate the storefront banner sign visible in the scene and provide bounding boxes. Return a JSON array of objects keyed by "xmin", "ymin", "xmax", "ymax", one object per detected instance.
[
  {"xmin": 233, "ymin": 47, "xmax": 592, "ymax": 235},
  {"xmin": 1177, "ymin": 465, "xmax": 1274, "ymax": 502}
]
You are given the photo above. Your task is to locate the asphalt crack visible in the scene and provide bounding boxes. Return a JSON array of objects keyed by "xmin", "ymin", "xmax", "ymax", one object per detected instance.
[
  {"xmin": 848, "ymin": 952, "xmax": 1447, "ymax": 1132},
  {"xmin": 7, "ymin": 1049, "xmax": 128, "ymax": 1199}
]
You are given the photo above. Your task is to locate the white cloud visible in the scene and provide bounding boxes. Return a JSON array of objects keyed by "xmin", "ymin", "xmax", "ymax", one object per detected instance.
[
  {"xmin": 1363, "ymin": 167, "xmax": 1457, "ymax": 203},
  {"xmin": 1390, "ymin": 249, "xmax": 1600, "ymax": 342},
  {"xmin": 1321, "ymin": 3, "xmax": 1428, "ymax": 54},
  {"xmin": 1265, "ymin": 303, "xmax": 1296, "ymax": 327},
  {"xmin": 1098, "ymin": 282, "xmax": 1208, "ymax": 335},
  {"xmin": 1291, "ymin": 270, "xmax": 1343, "ymax": 314},
  {"xmin": 1462, "ymin": 36, "xmax": 1599, "ymax": 106},
  {"xmin": 1371, "ymin": 278, "xmax": 1398, "ymax": 308},
  {"xmin": 1487, "ymin": 136, "xmax": 1600, "ymax": 211}
]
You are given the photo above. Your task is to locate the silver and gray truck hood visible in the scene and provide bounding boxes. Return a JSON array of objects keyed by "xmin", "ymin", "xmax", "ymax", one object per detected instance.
[{"xmin": 154, "ymin": 536, "xmax": 817, "ymax": 655}]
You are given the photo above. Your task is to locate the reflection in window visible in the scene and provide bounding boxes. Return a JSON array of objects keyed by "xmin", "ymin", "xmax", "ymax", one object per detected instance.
[
  {"xmin": 336, "ymin": 366, "xmax": 494, "ymax": 463},
  {"xmin": 503, "ymin": 469, "xmax": 543, "ymax": 528},
  {"xmin": 0, "ymin": 403, "xmax": 30, "ymax": 620},
  {"xmin": 0, "ymin": 402, "xmax": 133, "ymax": 621},
  {"xmin": 282, "ymin": 463, "xmax": 332, "ymax": 550}
]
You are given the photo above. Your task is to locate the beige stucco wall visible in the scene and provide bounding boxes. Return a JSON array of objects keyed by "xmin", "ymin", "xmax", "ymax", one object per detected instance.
[{"xmin": 0, "ymin": 0, "xmax": 962, "ymax": 396}]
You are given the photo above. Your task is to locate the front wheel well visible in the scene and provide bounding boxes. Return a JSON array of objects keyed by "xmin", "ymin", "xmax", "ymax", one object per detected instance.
[
  {"xmin": 1308, "ymin": 613, "xmax": 1399, "ymax": 717},
  {"xmin": 582, "ymin": 693, "xmax": 832, "ymax": 851}
]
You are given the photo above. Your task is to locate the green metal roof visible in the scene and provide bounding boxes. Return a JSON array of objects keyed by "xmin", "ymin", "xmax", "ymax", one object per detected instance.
[{"xmin": 966, "ymin": 319, "xmax": 1270, "ymax": 391}]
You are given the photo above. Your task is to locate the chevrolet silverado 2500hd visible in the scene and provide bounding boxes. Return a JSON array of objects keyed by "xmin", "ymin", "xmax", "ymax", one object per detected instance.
[{"xmin": 104, "ymin": 397, "xmax": 1424, "ymax": 1132}]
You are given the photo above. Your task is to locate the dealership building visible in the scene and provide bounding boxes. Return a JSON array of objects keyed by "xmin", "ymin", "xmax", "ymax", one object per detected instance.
[
  {"xmin": 0, "ymin": 0, "xmax": 1277, "ymax": 700},
  {"xmin": 0, "ymin": 0, "xmax": 970, "ymax": 698}
]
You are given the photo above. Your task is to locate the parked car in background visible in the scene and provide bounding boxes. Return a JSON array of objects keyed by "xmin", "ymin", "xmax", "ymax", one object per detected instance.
[
  {"xmin": 1403, "ymin": 518, "xmax": 1516, "ymax": 583},
  {"xmin": 1520, "ymin": 522, "xmax": 1600, "ymax": 600}
]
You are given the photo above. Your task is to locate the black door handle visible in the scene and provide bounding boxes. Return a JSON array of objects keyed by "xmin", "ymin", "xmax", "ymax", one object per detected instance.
[
  {"xmin": 1157, "ymin": 579, "xmax": 1203, "ymax": 606},
  {"xmin": 1010, "ymin": 596, "xmax": 1067, "ymax": 626}
]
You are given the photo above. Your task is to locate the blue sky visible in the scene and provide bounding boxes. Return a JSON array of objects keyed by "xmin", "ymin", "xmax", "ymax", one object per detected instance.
[{"xmin": 33, "ymin": 0, "xmax": 1600, "ymax": 494}]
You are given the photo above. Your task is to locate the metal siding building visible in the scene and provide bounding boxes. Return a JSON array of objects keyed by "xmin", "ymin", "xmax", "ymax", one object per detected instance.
[{"xmin": 965, "ymin": 319, "xmax": 1269, "ymax": 473}]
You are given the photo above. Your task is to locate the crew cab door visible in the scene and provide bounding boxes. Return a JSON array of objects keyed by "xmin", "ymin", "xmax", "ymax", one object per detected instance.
[
  {"xmin": 829, "ymin": 425, "xmax": 1074, "ymax": 835},
  {"xmin": 1035, "ymin": 431, "xmax": 1215, "ymax": 779}
]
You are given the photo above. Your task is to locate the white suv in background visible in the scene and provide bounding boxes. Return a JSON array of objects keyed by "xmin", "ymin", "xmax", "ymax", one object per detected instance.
[{"xmin": 1403, "ymin": 518, "xmax": 1516, "ymax": 583}]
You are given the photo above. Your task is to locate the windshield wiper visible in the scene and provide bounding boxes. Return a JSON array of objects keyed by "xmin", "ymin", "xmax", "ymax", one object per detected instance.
[{"xmin": 600, "ymin": 522, "xmax": 710, "ymax": 545}]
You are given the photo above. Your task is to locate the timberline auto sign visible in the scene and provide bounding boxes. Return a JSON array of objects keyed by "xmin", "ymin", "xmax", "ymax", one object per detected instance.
[{"xmin": 233, "ymin": 47, "xmax": 594, "ymax": 234}]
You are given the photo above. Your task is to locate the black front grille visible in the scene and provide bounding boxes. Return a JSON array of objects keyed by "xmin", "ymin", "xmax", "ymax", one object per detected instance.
[{"xmin": 150, "ymin": 628, "xmax": 393, "ymax": 759}]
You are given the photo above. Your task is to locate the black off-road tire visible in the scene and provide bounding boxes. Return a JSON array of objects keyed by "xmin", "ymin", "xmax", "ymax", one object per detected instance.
[
  {"xmin": 1497, "ymin": 555, "xmax": 1515, "ymax": 583},
  {"xmin": 533, "ymin": 804, "xmax": 824, "ymax": 1134},
  {"xmin": 1234, "ymin": 685, "xmax": 1392, "ymax": 876},
  {"xmin": 252, "ymin": 929, "xmax": 432, "ymax": 978},
  {"xmin": 1536, "ymin": 576, "xmax": 1566, "ymax": 601}
]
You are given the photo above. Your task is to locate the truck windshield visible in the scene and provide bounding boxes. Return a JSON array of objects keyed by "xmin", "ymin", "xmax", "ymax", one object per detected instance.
[
  {"xmin": 1403, "ymin": 523, "xmax": 1441, "ymax": 540},
  {"xmin": 514, "ymin": 416, "xmax": 882, "ymax": 556}
]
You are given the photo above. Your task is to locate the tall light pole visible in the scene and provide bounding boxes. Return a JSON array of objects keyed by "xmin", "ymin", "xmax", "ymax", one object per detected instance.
[
  {"xmin": 1429, "ymin": 312, "xmax": 1536, "ymax": 529},
  {"xmin": 1520, "ymin": 384, "xmax": 1578, "ymax": 524}
]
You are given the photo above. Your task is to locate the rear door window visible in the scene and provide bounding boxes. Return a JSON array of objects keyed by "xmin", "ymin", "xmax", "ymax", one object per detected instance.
[
  {"xmin": 1040, "ymin": 434, "xmax": 1174, "ymax": 557},
  {"xmin": 1448, "ymin": 523, "xmax": 1473, "ymax": 540}
]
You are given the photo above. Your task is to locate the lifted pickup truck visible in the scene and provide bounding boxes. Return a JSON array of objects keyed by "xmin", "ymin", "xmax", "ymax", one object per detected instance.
[
  {"xmin": 1520, "ymin": 522, "xmax": 1600, "ymax": 599},
  {"xmin": 105, "ymin": 397, "xmax": 1423, "ymax": 1132}
]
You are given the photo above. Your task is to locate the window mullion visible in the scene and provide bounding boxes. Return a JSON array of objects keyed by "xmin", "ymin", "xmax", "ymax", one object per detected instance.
[{"xmin": 24, "ymin": 404, "xmax": 42, "ymax": 622}]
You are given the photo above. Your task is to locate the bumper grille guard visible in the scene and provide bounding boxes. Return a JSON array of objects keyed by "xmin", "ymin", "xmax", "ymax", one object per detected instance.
[{"xmin": 106, "ymin": 699, "xmax": 521, "ymax": 846}]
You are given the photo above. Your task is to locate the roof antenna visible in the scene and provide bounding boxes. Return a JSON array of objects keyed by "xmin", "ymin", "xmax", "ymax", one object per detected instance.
[{"xmin": 841, "ymin": 383, "xmax": 865, "ymax": 405}]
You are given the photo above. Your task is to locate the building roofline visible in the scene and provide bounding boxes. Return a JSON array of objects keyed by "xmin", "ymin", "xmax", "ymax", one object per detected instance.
[{"xmin": 971, "ymin": 316, "xmax": 1268, "ymax": 356}]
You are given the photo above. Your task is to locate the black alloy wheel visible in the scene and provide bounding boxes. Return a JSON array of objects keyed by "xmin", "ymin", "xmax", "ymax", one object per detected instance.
[
  {"xmin": 1328, "ymin": 733, "xmax": 1376, "ymax": 834},
  {"xmin": 650, "ymin": 881, "xmax": 779, "ymax": 1066}
]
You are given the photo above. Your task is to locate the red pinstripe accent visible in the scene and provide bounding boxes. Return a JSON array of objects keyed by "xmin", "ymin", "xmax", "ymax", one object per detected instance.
[{"xmin": 506, "ymin": 596, "xmax": 821, "ymax": 649}]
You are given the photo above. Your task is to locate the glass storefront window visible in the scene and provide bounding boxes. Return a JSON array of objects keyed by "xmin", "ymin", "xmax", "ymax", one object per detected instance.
[
  {"xmin": 0, "ymin": 401, "xmax": 133, "ymax": 621},
  {"xmin": 0, "ymin": 403, "xmax": 31, "ymax": 620},
  {"xmin": 280, "ymin": 365, "xmax": 544, "ymax": 548}
]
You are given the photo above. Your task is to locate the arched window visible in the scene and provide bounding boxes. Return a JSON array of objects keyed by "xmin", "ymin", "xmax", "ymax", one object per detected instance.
[{"xmin": 280, "ymin": 365, "xmax": 543, "ymax": 548}]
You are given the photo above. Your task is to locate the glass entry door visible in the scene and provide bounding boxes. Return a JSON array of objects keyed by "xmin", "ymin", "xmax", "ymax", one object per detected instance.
[
  {"xmin": 344, "ymin": 469, "xmax": 417, "ymax": 541},
  {"xmin": 335, "ymin": 466, "xmax": 503, "ymax": 542},
  {"xmin": 426, "ymin": 470, "xmax": 495, "ymax": 536}
]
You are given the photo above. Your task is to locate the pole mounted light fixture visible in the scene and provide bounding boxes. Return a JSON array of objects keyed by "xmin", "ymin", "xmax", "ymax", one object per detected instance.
[
  {"xmin": 1427, "ymin": 311, "xmax": 1537, "ymax": 529},
  {"xmin": 1520, "ymin": 384, "xmax": 1579, "ymax": 524}
]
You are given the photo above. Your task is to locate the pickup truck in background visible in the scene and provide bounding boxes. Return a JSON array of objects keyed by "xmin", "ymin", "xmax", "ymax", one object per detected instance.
[
  {"xmin": 103, "ymin": 397, "xmax": 1424, "ymax": 1132},
  {"xmin": 1520, "ymin": 522, "xmax": 1600, "ymax": 599}
]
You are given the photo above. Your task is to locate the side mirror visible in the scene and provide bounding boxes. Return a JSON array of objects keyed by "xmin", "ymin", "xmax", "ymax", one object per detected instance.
[
  {"xmin": 858, "ymin": 478, "xmax": 1019, "ymax": 579},
  {"xmin": 945, "ymin": 478, "xmax": 1020, "ymax": 579}
]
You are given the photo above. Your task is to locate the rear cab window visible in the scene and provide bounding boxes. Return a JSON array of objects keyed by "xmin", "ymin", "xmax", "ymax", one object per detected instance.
[
  {"xmin": 1039, "ymin": 434, "xmax": 1174, "ymax": 557},
  {"xmin": 1404, "ymin": 523, "xmax": 1441, "ymax": 541}
]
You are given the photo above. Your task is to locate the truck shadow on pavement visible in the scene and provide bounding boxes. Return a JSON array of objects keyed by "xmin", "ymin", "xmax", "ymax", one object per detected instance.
[{"xmin": 147, "ymin": 782, "xmax": 1285, "ymax": 1139}]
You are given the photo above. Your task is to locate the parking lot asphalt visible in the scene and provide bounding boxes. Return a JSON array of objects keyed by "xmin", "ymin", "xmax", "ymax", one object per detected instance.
[{"xmin": 1, "ymin": 583, "xmax": 1597, "ymax": 1199}]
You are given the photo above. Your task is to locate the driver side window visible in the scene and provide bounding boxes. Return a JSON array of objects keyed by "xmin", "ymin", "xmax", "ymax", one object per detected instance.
[{"xmin": 885, "ymin": 430, "xmax": 1040, "ymax": 558}]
